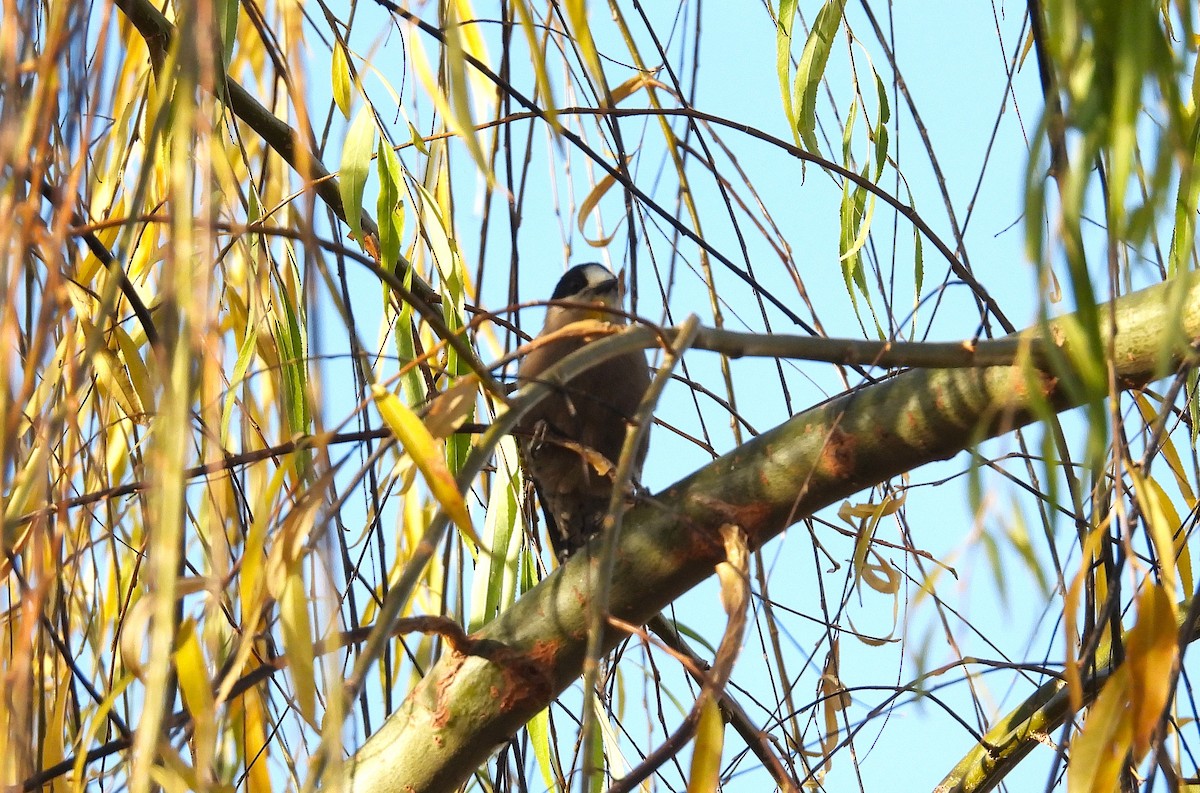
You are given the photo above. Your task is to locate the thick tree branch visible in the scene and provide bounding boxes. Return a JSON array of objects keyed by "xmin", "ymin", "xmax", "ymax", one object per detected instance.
[{"xmin": 346, "ymin": 274, "xmax": 1200, "ymax": 793}]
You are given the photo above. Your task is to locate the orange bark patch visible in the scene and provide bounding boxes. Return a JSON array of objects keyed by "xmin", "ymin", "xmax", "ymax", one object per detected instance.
[
  {"xmin": 491, "ymin": 639, "xmax": 559, "ymax": 711},
  {"xmin": 431, "ymin": 653, "xmax": 468, "ymax": 728},
  {"xmin": 819, "ymin": 425, "xmax": 856, "ymax": 480}
]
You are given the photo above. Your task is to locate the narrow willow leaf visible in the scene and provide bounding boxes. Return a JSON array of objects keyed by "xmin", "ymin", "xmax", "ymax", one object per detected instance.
[
  {"xmin": 607, "ymin": 73, "xmax": 667, "ymax": 106},
  {"xmin": 332, "ymin": 40, "xmax": 353, "ymax": 120},
  {"xmin": 113, "ymin": 326, "xmax": 152, "ymax": 420},
  {"xmin": 1067, "ymin": 664, "xmax": 1132, "ymax": 793},
  {"xmin": 174, "ymin": 620, "xmax": 216, "ymax": 763},
  {"xmin": 526, "ymin": 708, "xmax": 556, "ymax": 792},
  {"xmin": 280, "ymin": 572, "xmax": 317, "ymax": 724},
  {"xmin": 339, "ymin": 107, "xmax": 375, "ymax": 241},
  {"xmin": 793, "ymin": 0, "xmax": 845, "ymax": 154},
  {"xmin": 577, "ymin": 162, "xmax": 629, "ymax": 247},
  {"xmin": 409, "ymin": 16, "xmax": 488, "ymax": 179},
  {"xmin": 776, "ymin": 0, "xmax": 799, "ymax": 139},
  {"xmin": 372, "ymin": 384, "xmax": 477, "ymax": 544},
  {"xmin": 564, "ymin": 0, "xmax": 605, "ymax": 95},
  {"xmin": 220, "ymin": 318, "xmax": 260, "ymax": 444},
  {"xmin": 216, "ymin": 0, "xmax": 239, "ymax": 71},
  {"xmin": 72, "ymin": 675, "xmax": 135, "ymax": 786},
  {"xmin": 376, "ymin": 138, "xmax": 406, "ymax": 271},
  {"xmin": 512, "ymin": 0, "xmax": 559, "ymax": 131},
  {"xmin": 92, "ymin": 343, "xmax": 146, "ymax": 423},
  {"xmin": 423, "ymin": 376, "xmax": 478, "ymax": 438},
  {"xmin": 687, "ymin": 697, "xmax": 724, "ymax": 793},
  {"xmin": 273, "ymin": 296, "xmax": 310, "ymax": 438},
  {"xmin": 1126, "ymin": 583, "xmax": 1178, "ymax": 759},
  {"xmin": 1129, "ymin": 468, "xmax": 1182, "ymax": 595},
  {"xmin": 872, "ymin": 72, "xmax": 890, "ymax": 177}
]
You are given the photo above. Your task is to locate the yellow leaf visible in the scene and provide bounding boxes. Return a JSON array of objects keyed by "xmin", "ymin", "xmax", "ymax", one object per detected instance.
[
  {"xmin": 409, "ymin": 17, "xmax": 489, "ymax": 179},
  {"xmin": 280, "ymin": 572, "xmax": 316, "ymax": 724},
  {"xmin": 1065, "ymin": 522, "xmax": 1110, "ymax": 711},
  {"xmin": 859, "ymin": 550, "xmax": 900, "ymax": 594},
  {"xmin": 607, "ymin": 73, "xmax": 669, "ymax": 106},
  {"xmin": 175, "ymin": 620, "xmax": 217, "ymax": 767},
  {"xmin": 1134, "ymin": 394, "xmax": 1194, "ymax": 594},
  {"xmin": 90, "ymin": 333, "xmax": 147, "ymax": 422},
  {"xmin": 1128, "ymin": 467, "xmax": 1180, "ymax": 595},
  {"xmin": 232, "ymin": 687, "xmax": 273, "ymax": 793},
  {"xmin": 839, "ymin": 494, "xmax": 903, "ymax": 592},
  {"xmin": 372, "ymin": 385, "xmax": 477, "ymax": 543},
  {"xmin": 564, "ymin": 0, "xmax": 605, "ymax": 94},
  {"xmin": 820, "ymin": 640, "xmax": 849, "ymax": 774},
  {"xmin": 1068, "ymin": 665, "xmax": 1132, "ymax": 793},
  {"xmin": 241, "ymin": 462, "xmax": 291, "ymax": 613},
  {"xmin": 1126, "ymin": 584, "xmax": 1178, "ymax": 759},
  {"xmin": 6, "ymin": 441, "xmax": 48, "ymax": 519},
  {"xmin": 687, "ymin": 697, "xmax": 724, "ymax": 793},
  {"xmin": 43, "ymin": 661, "xmax": 68, "ymax": 776},
  {"xmin": 264, "ymin": 486, "xmax": 319, "ymax": 600},
  {"xmin": 332, "ymin": 40, "xmax": 352, "ymax": 119},
  {"xmin": 113, "ymin": 326, "xmax": 153, "ymax": 422},
  {"xmin": 511, "ymin": 0, "xmax": 559, "ymax": 132},
  {"xmin": 577, "ymin": 158, "xmax": 632, "ymax": 248}
]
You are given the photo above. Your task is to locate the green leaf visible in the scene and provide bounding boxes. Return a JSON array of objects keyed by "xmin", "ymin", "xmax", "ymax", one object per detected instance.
[
  {"xmin": 525, "ymin": 708, "xmax": 556, "ymax": 792},
  {"xmin": 775, "ymin": 0, "xmax": 799, "ymax": 139},
  {"xmin": 216, "ymin": 0, "xmax": 239, "ymax": 71},
  {"xmin": 220, "ymin": 317, "xmax": 259, "ymax": 443},
  {"xmin": 339, "ymin": 107, "xmax": 375, "ymax": 242},
  {"xmin": 793, "ymin": 0, "xmax": 845, "ymax": 155},
  {"xmin": 872, "ymin": 72, "xmax": 890, "ymax": 178},
  {"xmin": 469, "ymin": 437, "xmax": 523, "ymax": 632},
  {"xmin": 376, "ymin": 138, "xmax": 405, "ymax": 270}
]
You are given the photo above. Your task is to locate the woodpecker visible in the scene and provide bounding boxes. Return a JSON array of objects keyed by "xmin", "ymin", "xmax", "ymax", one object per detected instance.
[{"xmin": 515, "ymin": 263, "xmax": 651, "ymax": 561}]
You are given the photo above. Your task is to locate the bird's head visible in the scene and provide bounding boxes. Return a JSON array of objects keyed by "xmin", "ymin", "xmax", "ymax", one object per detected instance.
[{"xmin": 548, "ymin": 263, "xmax": 625, "ymax": 324}]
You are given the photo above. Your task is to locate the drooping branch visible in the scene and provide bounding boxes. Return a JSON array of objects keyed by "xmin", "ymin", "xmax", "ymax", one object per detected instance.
[{"xmin": 346, "ymin": 274, "xmax": 1200, "ymax": 793}]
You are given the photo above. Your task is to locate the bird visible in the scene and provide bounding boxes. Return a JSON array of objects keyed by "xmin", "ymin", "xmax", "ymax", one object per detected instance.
[{"xmin": 515, "ymin": 263, "xmax": 652, "ymax": 562}]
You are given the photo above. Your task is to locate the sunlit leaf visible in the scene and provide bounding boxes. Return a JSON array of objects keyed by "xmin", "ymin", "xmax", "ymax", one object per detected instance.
[
  {"xmin": 564, "ymin": 0, "xmax": 605, "ymax": 94},
  {"xmin": 376, "ymin": 138, "xmax": 406, "ymax": 271},
  {"xmin": 526, "ymin": 707, "xmax": 556, "ymax": 792},
  {"xmin": 174, "ymin": 619, "xmax": 216, "ymax": 765},
  {"xmin": 1126, "ymin": 583, "xmax": 1179, "ymax": 759},
  {"xmin": 793, "ymin": 0, "xmax": 846, "ymax": 154},
  {"xmin": 776, "ymin": 0, "xmax": 799, "ymax": 137},
  {"xmin": 577, "ymin": 161, "xmax": 630, "ymax": 247},
  {"xmin": 372, "ymin": 384, "xmax": 477, "ymax": 544},
  {"xmin": 512, "ymin": 0, "xmax": 559, "ymax": 131},
  {"xmin": 339, "ymin": 106, "xmax": 376, "ymax": 242},
  {"xmin": 332, "ymin": 40, "xmax": 353, "ymax": 120},
  {"xmin": 281, "ymin": 571, "xmax": 316, "ymax": 724},
  {"xmin": 1129, "ymin": 467, "xmax": 1183, "ymax": 595},
  {"xmin": 1068, "ymin": 665, "xmax": 1132, "ymax": 793},
  {"xmin": 687, "ymin": 697, "xmax": 724, "ymax": 793}
]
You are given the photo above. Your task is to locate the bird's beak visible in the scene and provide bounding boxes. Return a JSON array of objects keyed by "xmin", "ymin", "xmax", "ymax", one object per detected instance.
[{"xmin": 583, "ymin": 278, "xmax": 620, "ymax": 320}]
